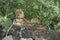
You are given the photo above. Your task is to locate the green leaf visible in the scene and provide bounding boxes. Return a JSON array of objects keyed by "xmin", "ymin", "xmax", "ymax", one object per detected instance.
[{"xmin": 1, "ymin": 19, "xmax": 12, "ymax": 30}]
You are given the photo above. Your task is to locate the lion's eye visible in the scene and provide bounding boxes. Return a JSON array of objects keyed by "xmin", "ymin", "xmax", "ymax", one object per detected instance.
[{"xmin": 19, "ymin": 11, "xmax": 22, "ymax": 13}]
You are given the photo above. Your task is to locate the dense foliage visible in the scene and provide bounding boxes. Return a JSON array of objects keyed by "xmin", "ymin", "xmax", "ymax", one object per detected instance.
[{"xmin": 0, "ymin": 0, "xmax": 60, "ymax": 32}]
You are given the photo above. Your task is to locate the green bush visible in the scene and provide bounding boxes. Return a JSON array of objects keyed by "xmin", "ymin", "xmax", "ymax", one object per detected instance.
[{"xmin": 0, "ymin": 0, "xmax": 60, "ymax": 32}]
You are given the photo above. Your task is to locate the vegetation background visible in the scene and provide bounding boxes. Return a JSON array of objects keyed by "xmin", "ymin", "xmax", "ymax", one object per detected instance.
[{"xmin": 0, "ymin": 0, "xmax": 60, "ymax": 32}]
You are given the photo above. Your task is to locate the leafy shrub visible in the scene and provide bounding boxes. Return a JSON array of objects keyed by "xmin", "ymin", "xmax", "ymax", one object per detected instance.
[{"xmin": 0, "ymin": 0, "xmax": 60, "ymax": 32}]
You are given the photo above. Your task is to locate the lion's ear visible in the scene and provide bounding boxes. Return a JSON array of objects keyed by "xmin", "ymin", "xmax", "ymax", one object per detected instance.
[
  {"xmin": 14, "ymin": 8, "xmax": 20, "ymax": 12},
  {"xmin": 21, "ymin": 9, "xmax": 26, "ymax": 12},
  {"xmin": 14, "ymin": 8, "xmax": 20, "ymax": 14},
  {"xmin": 14, "ymin": 8, "xmax": 17, "ymax": 12}
]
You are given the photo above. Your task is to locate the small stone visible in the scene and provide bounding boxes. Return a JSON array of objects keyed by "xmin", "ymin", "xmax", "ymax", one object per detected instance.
[
  {"xmin": 2, "ymin": 35, "xmax": 13, "ymax": 40},
  {"xmin": 20, "ymin": 38, "xmax": 33, "ymax": 40}
]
